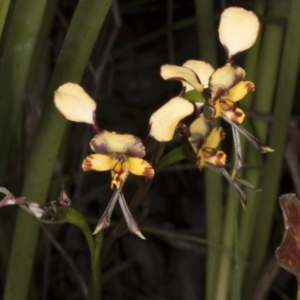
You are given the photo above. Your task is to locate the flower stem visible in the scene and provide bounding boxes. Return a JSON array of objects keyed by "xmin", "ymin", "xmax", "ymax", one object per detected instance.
[{"xmin": 88, "ymin": 231, "xmax": 104, "ymax": 300}]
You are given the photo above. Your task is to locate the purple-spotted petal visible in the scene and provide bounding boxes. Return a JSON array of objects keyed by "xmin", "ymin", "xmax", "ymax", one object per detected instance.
[
  {"xmin": 128, "ymin": 157, "xmax": 154, "ymax": 179},
  {"xmin": 204, "ymin": 150, "xmax": 227, "ymax": 168},
  {"xmin": 224, "ymin": 81, "xmax": 255, "ymax": 102},
  {"xmin": 90, "ymin": 130, "xmax": 145, "ymax": 157},
  {"xmin": 220, "ymin": 102, "xmax": 245, "ymax": 124},
  {"xmin": 111, "ymin": 160, "xmax": 129, "ymax": 190}
]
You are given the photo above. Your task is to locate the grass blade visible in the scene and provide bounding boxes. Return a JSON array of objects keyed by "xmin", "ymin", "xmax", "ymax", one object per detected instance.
[{"xmin": 3, "ymin": 1, "xmax": 112, "ymax": 299}]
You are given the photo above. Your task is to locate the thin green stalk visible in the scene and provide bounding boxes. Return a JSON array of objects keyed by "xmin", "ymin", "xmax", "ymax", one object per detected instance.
[
  {"xmin": 88, "ymin": 232, "xmax": 104, "ymax": 300},
  {"xmin": 0, "ymin": 0, "xmax": 11, "ymax": 40},
  {"xmin": 193, "ymin": 1, "xmax": 223, "ymax": 299},
  {"xmin": 233, "ymin": 193, "xmax": 241, "ymax": 300},
  {"xmin": 0, "ymin": 1, "xmax": 52, "ymax": 297},
  {"xmin": 245, "ymin": 0, "xmax": 300, "ymax": 296},
  {"xmin": 239, "ymin": 1, "xmax": 285, "ymax": 294},
  {"xmin": 4, "ymin": 1, "xmax": 112, "ymax": 299},
  {"xmin": 214, "ymin": 0, "xmax": 264, "ymax": 297},
  {"xmin": 215, "ymin": 188, "xmax": 235, "ymax": 300},
  {"xmin": 0, "ymin": 215, "xmax": 9, "ymax": 284}
]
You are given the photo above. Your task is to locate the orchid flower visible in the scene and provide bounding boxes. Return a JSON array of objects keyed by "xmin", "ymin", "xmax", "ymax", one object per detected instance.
[
  {"xmin": 81, "ymin": 131, "xmax": 154, "ymax": 238},
  {"xmin": 82, "ymin": 130, "xmax": 154, "ymax": 190},
  {"xmin": 54, "ymin": 83, "xmax": 154, "ymax": 238},
  {"xmin": 188, "ymin": 115, "xmax": 226, "ymax": 170},
  {"xmin": 161, "ymin": 7, "xmax": 259, "ymax": 125}
]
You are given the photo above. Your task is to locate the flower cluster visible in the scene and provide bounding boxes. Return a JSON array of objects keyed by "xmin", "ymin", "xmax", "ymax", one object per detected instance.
[
  {"xmin": 51, "ymin": 7, "xmax": 273, "ymax": 237},
  {"xmin": 149, "ymin": 7, "xmax": 273, "ymax": 204}
]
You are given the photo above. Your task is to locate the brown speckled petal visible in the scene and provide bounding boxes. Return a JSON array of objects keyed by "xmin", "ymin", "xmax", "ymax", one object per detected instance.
[{"xmin": 128, "ymin": 157, "xmax": 155, "ymax": 179}]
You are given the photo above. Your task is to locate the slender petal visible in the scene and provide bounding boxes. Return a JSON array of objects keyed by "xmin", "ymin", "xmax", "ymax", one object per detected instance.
[
  {"xmin": 54, "ymin": 83, "xmax": 96, "ymax": 124},
  {"xmin": 93, "ymin": 189, "xmax": 121, "ymax": 234},
  {"xmin": 91, "ymin": 130, "xmax": 145, "ymax": 157},
  {"xmin": 220, "ymin": 114, "xmax": 274, "ymax": 153},
  {"xmin": 218, "ymin": 167, "xmax": 247, "ymax": 207},
  {"xmin": 128, "ymin": 157, "xmax": 154, "ymax": 179},
  {"xmin": 82, "ymin": 154, "xmax": 113, "ymax": 171},
  {"xmin": 160, "ymin": 64, "xmax": 204, "ymax": 92},
  {"xmin": 118, "ymin": 193, "xmax": 146, "ymax": 239},
  {"xmin": 218, "ymin": 7, "xmax": 260, "ymax": 61},
  {"xmin": 209, "ymin": 64, "xmax": 245, "ymax": 101},
  {"xmin": 150, "ymin": 97, "xmax": 194, "ymax": 142},
  {"xmin": 182, "ymin": 60, "xmax": 214, "ymax": 89},
  {"xmin": 231, "ymin": 126, "xmax": 243, "ymax": 177},
  {"xmin": 204, "ymin": 127, "xmax": 226, "ymax": 149},
  {"xmin": 224, "ymin": 81, "xmax": 255, "ymax": 102}
]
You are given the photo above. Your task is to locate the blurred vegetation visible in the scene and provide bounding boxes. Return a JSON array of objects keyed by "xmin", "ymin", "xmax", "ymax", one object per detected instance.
[{"xmin": 0, "ymin": 0, "xmax": 300, "ymax": 299}]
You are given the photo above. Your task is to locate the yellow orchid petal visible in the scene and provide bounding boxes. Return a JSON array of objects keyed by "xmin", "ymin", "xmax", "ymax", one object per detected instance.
[
  {"xmin": 54, "ymin": 83, "xmax": 96, "ymax": 124},
  {"xmin": 219, "ymin": 7, "xmax": 260, "ymax": 60},
  {"xmin": 220, "ymin": 103, "xmax": 245, "ymax": 124},
  {"xmin": 224, "ymin": 81, "xmax": 255, "ymax": 102},
  {"xmin": 204, "ymin": 127, "xmax": 226, "ymax": 149},
  {"xmin": 150, "ymin": 97, "xmax": 194, "ymax": 142},
  {"xmin": 196, "ymin": 148, "xmax": 206, "ymax": 171},
  {"xmin": 82, "ymin": 154, "xmax": 113, "ymax": 171},
  {"xmin": 205, "ymin": 150, "xmax": 227, "ymax": 167},
  {"xmin": 128, "ymin": 157, "xmax": 154, "ymax": 179},
  {"xmin": 160, "ymin": 64, "xmax": 204, "ymax": 92},
  {"xmin": 188, "ymin": 114, "xmax": 211, "ymax": 152},
  {"xmin": 209, "ymin": 64, "xmax": 245, "ymax": 101},
  {"xmin": 111, "ymin": 160, "xmax": 128, "ymax": 190},
  {"xmin": 212, "ymin": 100, "xmax": 222, "ymax": 118},
  {"xmin": 183, "ymin": 60, "xmax": 215, "ymax": 89},
  {"xmin": 90, "ymin": 130, "xmax": 145, "ymax": 157}
]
